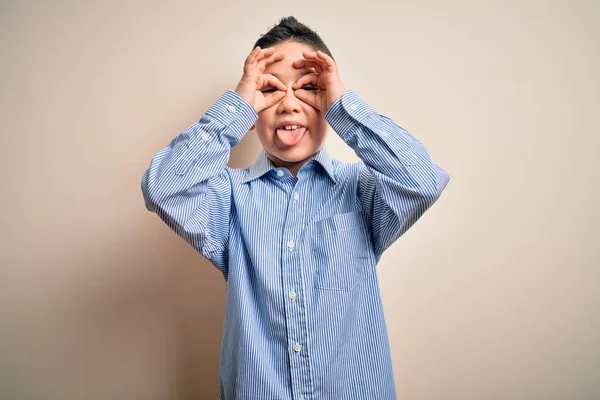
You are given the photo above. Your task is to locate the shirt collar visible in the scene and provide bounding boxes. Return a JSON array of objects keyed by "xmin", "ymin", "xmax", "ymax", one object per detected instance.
[{"xmin": 242, "ymin": 147, "xmax": 336, "ymax": 183}]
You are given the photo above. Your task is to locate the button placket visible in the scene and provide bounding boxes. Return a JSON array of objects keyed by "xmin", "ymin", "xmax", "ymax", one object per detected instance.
[{"xmin": 283, "ymin": 179, "xmax": 312, "ymax": 398}]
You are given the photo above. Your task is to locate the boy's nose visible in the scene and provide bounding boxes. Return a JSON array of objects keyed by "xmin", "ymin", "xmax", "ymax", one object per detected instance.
[{"xmin": 277, "ymin": 88, "xmax": 301, "ymax": 113}]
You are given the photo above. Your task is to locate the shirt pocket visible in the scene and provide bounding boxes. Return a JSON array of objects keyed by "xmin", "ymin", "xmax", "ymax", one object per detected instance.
[{"xmin": 309, "ymin": 210, "xmax": 372, "ymax": 292}]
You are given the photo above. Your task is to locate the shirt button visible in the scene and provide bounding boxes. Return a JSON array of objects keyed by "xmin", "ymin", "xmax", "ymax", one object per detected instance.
[
  {"xmin": 289, "ymin": 290, "xmax": 297, "ymax": 301},
  {"xmin": 379, "ymin": 130, "xmax": 388, "ymax": 138},
  {"xmin": 293, "ymin": 343, "xmax": 302, "ymax": 352},
  {"xmin": 287, "ymin": 240, "xmax": 295, "ymax": 250},
  {"xmin": 227, "ymin": 105, "xmax": 236, "ymax": 113},
  {"xmin": 297, "ymin": 396, "xmax": 305, "ymax": 400},
  {"xmin": 276, "ymin": 170, "xmax": 284, "ymax": 177},
  {"xmin": 201, "ymin": 133, "xmax": 209, "ymax": 141},
  {"xmin": 294, "ymin": 192, "xmax": 299, "ymax": 201},
  {"xmin": 350, "ymin": 104, "xmax": 358, "ymax": 111}
]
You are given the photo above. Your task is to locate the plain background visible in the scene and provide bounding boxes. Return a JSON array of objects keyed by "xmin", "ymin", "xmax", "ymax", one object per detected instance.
[{"xmin": 1, "ymin": 0, "xmax": 598, "ymax": 399}]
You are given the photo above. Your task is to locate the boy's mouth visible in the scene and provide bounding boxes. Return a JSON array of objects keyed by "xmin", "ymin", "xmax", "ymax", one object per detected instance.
[{"xmin": 275, "ymin": 125, "xmax": 307, "ymax": 147}]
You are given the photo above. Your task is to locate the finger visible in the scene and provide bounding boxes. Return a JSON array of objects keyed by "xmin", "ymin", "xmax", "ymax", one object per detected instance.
[
  {"xmin": 245, "ymin": 48, "xmax": 279, "ymax": 75},
  {"xmin": 272, "ymin": 52, "xmax": 285, "ymax": 62},
  {"xmin": 250, "ymin": 46, "xmax": 261, "ymax": 57},
  {"xmin": 293, "ymin": 56, "xmax": 325, "ymax": 67},
  {"xmin": 302, "ymin": 51, "xmax": 336, "ymax": 70},
  {"xmin": 258, "ymin": 52, "xmax": 285, "ymax": 69},
  {"xmin": 315, "ymin": 50, "xmax": 338, "ymax": 72},
  {"xmin": 301, "ymin": 51, "xmax": 318, "ymax": 59},
  {"xmin": 256, "ymin": 47, "xmax": 276, "ymax": 62},
  {"xmin": 244, "ymin": 46, "xmax": 261, "ymax": 72},
  {"xmin": 292, "ymin": 73, "xmax": 318, "ymax": 89},
  {"xmin": 293, "ymin": 88, "xmax": 319, "ymax": 110},
  {"xmin": 292, "ymin": 59, "xmax": 324, "ymax": 73},
  {"xmin": 262, "ymin": 74, "xmax": 287, "ymax": 91}
]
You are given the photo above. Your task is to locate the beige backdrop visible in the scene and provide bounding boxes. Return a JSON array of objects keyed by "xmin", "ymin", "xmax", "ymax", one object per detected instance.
[{"xmin": 1, "ymin": 1, "xmax": 598, "ymax": 399}]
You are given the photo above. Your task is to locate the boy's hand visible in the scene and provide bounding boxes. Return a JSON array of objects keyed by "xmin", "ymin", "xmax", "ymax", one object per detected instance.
[
  {"xmin": 235, "ymin": 46, "xmax": 287, "ymax": 113},
  {"xmin": 292, "ymin": 51, "xmax": 346, "ymax": 113}
]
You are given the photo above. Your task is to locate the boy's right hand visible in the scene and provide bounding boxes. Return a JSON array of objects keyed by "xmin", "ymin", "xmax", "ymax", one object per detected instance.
[{"xmin": 235, "ymin": 46, "xmax": 287, "ymax": 113}]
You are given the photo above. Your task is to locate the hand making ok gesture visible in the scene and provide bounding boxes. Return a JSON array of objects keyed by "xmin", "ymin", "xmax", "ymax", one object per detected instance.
[
  {"xmin": 292, "ymin": 50, "xmax": 346, "ymax": 113},
  {"xmin": 235, "ymin": 46, "xmax": 288, "ymax": 113}
]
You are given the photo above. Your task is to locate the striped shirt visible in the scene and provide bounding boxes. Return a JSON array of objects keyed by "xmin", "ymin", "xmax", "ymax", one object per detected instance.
[{"xmin": 141, "ymin": 89, "xmax": 450, "ymax": 400}]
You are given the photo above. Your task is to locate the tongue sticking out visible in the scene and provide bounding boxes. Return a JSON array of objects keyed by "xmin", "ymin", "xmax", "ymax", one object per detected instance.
[{"xmin": 276, "ymin": 127, "xmax": 307, "ymax": 147}]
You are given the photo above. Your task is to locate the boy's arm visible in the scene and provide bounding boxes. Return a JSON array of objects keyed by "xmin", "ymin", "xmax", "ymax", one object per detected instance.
[
  {"xmin": 325, "ymin": 91, "xmax": 450, "ymax": 258},
  {"xmin": 141, "ymin": 91, "xmax": 256, "ymax": 270},
  {"xmin": 141, "ymin": 46, "xmax": 287, "ymax": 273},
  {"xmin": 293, "ymin": 51, "xmax": 450, "ymax": 259}
]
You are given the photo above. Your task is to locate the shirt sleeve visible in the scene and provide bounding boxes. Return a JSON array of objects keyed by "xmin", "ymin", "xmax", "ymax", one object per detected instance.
[
  {"xmin": 325, "ymin": 90, "xmax": 450, "ymax": 258},
  {"xmin": 141, "ymin": 90, "xmax": 257, "ymax": 273}
]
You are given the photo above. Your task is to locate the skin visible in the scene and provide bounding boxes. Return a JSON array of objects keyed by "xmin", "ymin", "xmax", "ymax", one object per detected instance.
[{"xmin": 234, "ymin": 40, "xmax": 346, "ymax": 177}]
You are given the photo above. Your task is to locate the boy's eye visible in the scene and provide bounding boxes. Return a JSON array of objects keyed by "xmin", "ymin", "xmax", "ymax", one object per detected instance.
[
  {"xmin": 301, "ymin": 85, "xmax": 319, "ymax": 91},
  {"xmin": 260, "ymin": 88, "xmax": 277, "ymax": 93}
]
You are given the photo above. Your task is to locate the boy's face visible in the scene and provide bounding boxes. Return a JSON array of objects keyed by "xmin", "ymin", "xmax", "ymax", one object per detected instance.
[{"xmin": 254, "ymin": 40, "xmax": 329, "ymax": 170}]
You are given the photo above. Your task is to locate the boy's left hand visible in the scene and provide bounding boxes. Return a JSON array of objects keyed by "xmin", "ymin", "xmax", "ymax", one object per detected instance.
[{"xmin": 292, "ymin": 51, "xmax": 346, "ymax": 113}]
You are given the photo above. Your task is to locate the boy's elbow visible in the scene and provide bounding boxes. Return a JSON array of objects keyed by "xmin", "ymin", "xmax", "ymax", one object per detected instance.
[
  {"xmin": 416, "ymin": 165, "xmax": 450, "ymax": 207},
  {"xmin": 141, "ymin": 170, "xmax": 161, "ymax": 213},
  {"xmin": 437, "ymin": 167, "xmax": 450, "ymax": 195},
  {"xmin": 427, "ymin": 166, "xmax": 450, "ymax": 205}
]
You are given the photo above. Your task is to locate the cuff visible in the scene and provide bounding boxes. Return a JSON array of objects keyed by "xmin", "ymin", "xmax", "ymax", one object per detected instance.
[
  {"xmin": 205, "ymin": 90, "xmax": 258, "ymax": 145},
  {"xmin": 325, "ymin": 90, "xmax": 376, "ymax": 138}
]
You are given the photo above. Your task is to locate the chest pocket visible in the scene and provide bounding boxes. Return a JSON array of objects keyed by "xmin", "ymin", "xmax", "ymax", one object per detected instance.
[{"xmin": 309, "ymin": 210, "xmax": 372, "ymax": 292}]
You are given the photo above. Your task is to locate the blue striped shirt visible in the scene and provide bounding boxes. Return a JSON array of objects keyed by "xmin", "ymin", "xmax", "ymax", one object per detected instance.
[{"xmin": 141, "ymin": 89, "xmax": 450, "ymax": 399}]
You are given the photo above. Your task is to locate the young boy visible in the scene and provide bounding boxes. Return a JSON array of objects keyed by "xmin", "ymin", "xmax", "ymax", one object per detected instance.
[{"xmin": 142, "ymin": 16, "xmax": 449, "ymax": 400}]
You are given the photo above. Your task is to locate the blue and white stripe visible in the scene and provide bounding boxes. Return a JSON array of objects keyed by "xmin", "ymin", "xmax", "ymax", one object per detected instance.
[{"xmin": 141, "ymin": 89, "xmax": 450, "ymax": 400}]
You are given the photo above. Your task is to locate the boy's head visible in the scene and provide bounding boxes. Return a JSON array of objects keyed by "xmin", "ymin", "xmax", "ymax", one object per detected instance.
[{"xmin": 251, "ymin": 17, "xmax": 334, "ymax": 173}]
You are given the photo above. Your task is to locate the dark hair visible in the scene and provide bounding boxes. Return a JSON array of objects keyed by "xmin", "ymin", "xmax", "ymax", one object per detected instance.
[{"xmin": 253, "ymin": 16, "xmax": 334, "ymax": 60}]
